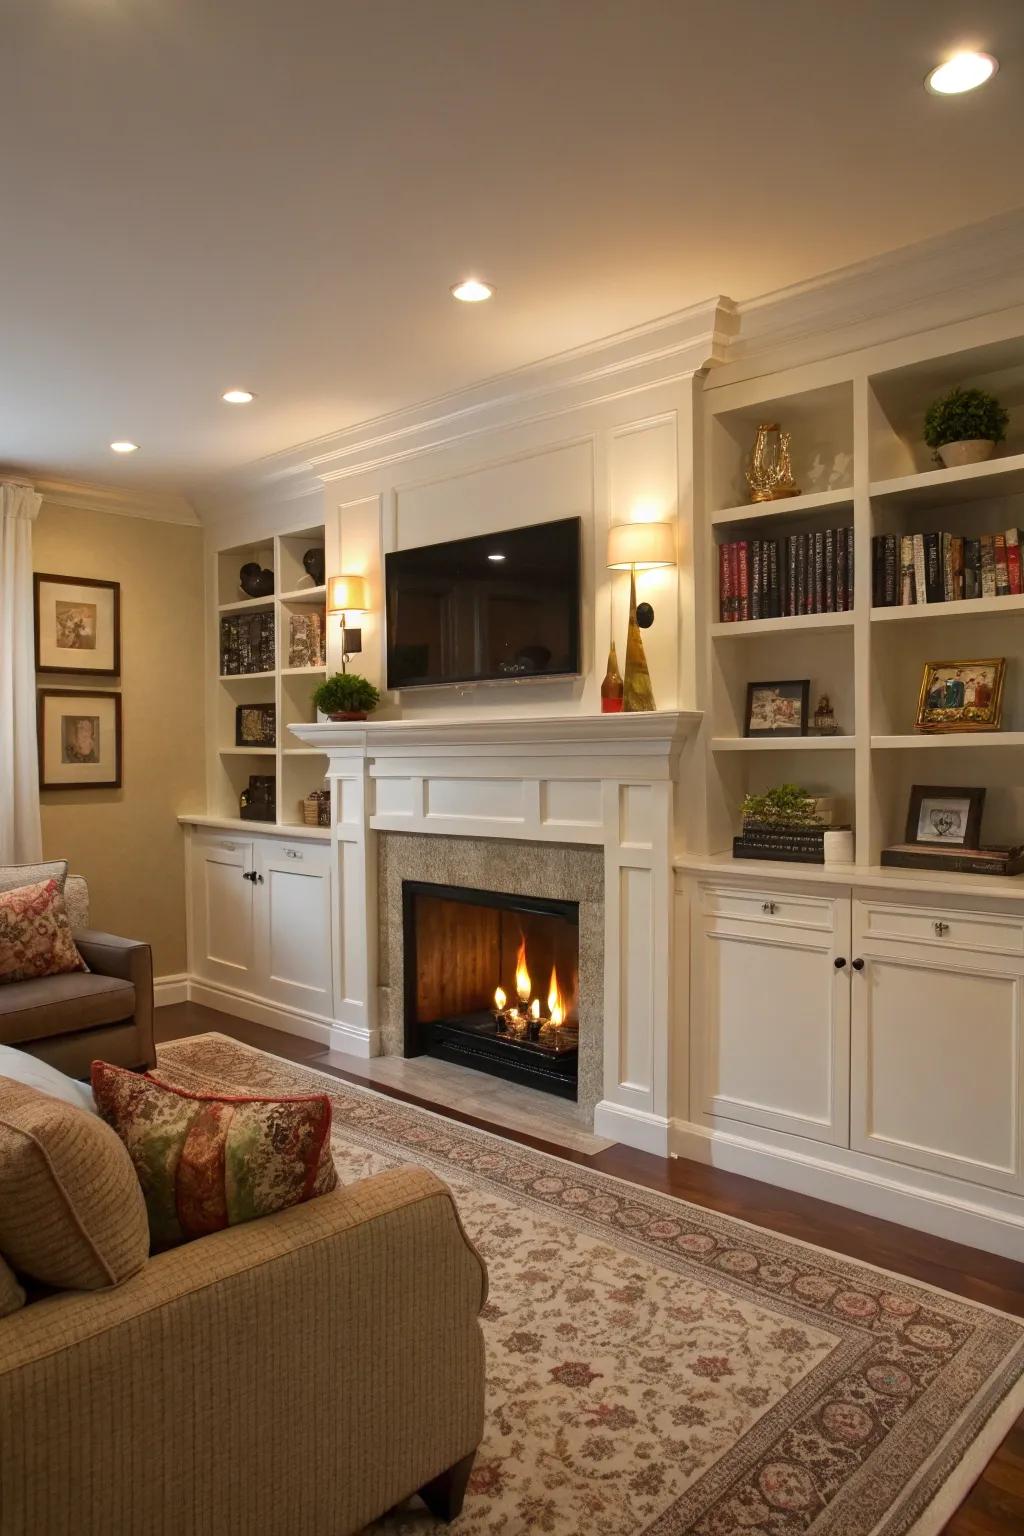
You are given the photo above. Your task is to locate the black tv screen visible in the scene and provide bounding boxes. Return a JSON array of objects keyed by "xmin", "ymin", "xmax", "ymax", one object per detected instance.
[{"xmin": 385, "ymin": 516, "xmax": 581, "ymax": 689}]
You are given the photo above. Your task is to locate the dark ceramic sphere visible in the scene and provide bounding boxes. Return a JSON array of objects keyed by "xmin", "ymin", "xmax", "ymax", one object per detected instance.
[{"xmin": 302, "ymin": 547, "xmax": 326, "ymax": 587}]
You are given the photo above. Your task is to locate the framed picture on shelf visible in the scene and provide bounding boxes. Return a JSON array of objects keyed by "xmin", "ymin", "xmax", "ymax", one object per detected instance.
[
  {"xmin": 915, "ymin": 658, "xmax": 1006, "ymax": 733},
  {"xmin": 38, "ymin": 690, "xmax": 123, "ymax": 790},
  {"xmin": 34, "ymin": 574, "xmax": 121, "ymax": 676},
  {"xmin": 235, "ymin": 703, "xmax": 276, "ymax": 748},
  {"xmin": 744, "ymin": 679, "xmax": 810, "ymax": 737},
  {"xmin": 904, "ymin": 784, "xmax": 985, "ymax": 849}
]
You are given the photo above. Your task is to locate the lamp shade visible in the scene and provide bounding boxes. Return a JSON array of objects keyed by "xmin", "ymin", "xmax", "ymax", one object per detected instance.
[
  {"xmin": 327, "ymin": 574, "xmax": 368, "ymax": 614},
  {"xmin": 606, "ymin": 521, "xmax": 675, "ymax": 570}
]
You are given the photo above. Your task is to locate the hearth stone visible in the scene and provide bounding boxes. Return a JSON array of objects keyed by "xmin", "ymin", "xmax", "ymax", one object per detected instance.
[{"xmin": 378, "ymin": 832, "xmax": 604, "ymax": 1124}]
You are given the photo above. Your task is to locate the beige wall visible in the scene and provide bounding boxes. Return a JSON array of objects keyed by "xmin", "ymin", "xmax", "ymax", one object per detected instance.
[{"xmin": 34, "ymin": 502, "xmax": 205, "ymax": 975}]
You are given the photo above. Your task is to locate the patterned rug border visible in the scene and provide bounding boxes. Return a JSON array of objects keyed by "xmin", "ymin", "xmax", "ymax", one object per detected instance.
[{"xmin": 157, "ymin": 1033, "xmax": 1024, "ymax": 1536}]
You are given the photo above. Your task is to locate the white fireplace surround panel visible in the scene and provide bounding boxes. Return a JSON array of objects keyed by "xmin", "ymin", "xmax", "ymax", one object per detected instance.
[{"xmin": 291, "ymin": 711, "xmax": 701, "ymax": 1153}]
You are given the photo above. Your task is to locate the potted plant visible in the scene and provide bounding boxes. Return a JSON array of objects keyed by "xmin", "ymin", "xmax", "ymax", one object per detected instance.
[
  {"xmin": 312, "ymin": 672, "xmax": 381, "ymax": 722},
  {"xmin": 740, "ymin": 783, "xmax": 824, "ymax": 830},
  {"xmin": 923, "ymin": 386, "xmax": 1009, "ymax": 469}
]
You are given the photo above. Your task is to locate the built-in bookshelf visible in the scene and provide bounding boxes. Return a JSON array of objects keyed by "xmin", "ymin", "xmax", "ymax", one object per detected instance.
[
  {"xmin": 210, "ymin": 521, "xmax": 334, "ymax": 836},
  {"xmin": 700, "ymin": 320, "xmax": 1024, "ymax": 877}
]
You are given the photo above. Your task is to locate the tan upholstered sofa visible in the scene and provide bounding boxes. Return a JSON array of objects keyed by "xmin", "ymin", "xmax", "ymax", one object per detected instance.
[
  {"xmin": 0, "ymin": 865, "xmax": 155, "ymax": 1077},
  {"xmin": 0, "ymin": 1155, "xmax": 488, "ymax": 1534}
]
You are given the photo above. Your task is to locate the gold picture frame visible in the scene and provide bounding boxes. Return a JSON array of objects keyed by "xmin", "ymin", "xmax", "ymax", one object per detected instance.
[{"xmin": 914, "ymin": 657, "xmax": 1006, "ymax": 733}]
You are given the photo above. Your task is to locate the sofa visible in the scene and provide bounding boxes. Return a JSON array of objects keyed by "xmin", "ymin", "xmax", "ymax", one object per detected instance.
[
  {"xmin": 0, "ymin": 864, "xmax": 155, "ymax": 1077},
  {"xmin": 0, "ymin": 1068, "xmax": 488, "ymax": 1535}
]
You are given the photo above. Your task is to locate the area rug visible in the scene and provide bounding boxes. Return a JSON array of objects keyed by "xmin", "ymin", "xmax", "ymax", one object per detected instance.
[{"xmin": 156, "ymin": 1033, "xmax": 1024, "ymax": 1536}]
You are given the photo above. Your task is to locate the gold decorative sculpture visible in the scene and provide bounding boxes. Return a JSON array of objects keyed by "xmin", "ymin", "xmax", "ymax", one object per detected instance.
[
  {"xmin": 623, "ymin": 570, "xmax": 656, "ymax": 712},
  {"xmin": 746, "ymin": 422, "xmax": 801, "ymax": 503}
]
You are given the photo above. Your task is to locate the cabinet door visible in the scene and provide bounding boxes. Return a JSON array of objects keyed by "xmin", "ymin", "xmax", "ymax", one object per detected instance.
[
  {"xmin": 850, "ymin": 902, "xmax": 1024, "ymax": 1194},
  {"xmin": 254, "ymin": 840, "xmax": 334, "ymax": 1016},
  {"xmin": 693, "ymin": 887, "xmax": 851, "ymax": 1146},
  {"xmin": 190, "ymin": 836, "xmax": 256, "ymax": 987}
]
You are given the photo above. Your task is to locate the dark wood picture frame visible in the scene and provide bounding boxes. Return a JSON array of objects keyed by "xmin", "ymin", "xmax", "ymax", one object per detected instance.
[
  {"xmin": 904, "ymin": 784, "xmax": 985, "ymax": 849},
  {"xmin": 744, "ymin": 679, "xmax": 810, "ymax": 737},
  {"xmin": 235, "ymin": 702, "xmax": 276, "ymax": 748},
  {"xmin": 38, "ymin": 689, "xmax": 123, "ymax": 791},
  {"xmin": 34, "ymin": 572, "xmax": 122, "ymax": 677}
]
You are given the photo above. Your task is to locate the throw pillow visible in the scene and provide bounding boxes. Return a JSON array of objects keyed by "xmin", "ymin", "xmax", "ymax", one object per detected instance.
[
  {"xmin": 0, "ymin": 1254, "xmax": 25, "ymax": 1318},
  {"xmin": 0, "ymin": 878, "xmax": 88, "ymax": 986},
  {"xmin": 0, "ymin": 1044, "xmax": 96, "ymax": 1113},
  {"xmin": 91, "ymin": 1063, "xmax": 339, "ymax": 1248},
  {"xmin": 0, "ymin": 1078, "xmax": 149, "ymax": 1289},
  {"xmin": 0, "ymin": 860, "xmax": 68, "ymax": 897}
]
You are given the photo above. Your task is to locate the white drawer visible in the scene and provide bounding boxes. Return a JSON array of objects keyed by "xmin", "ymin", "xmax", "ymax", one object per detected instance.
[
  {"xmin": 859, "ymin": 899, "xmax": 1024, "ymax": 958},
  {"xmin": 701, "ymin": 884, "xmax": 835, "ymax": 933}
]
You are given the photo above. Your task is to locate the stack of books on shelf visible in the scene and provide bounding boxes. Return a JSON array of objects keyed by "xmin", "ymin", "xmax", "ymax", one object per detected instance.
[
  {"xmin": 718, "ymin": 527, "xmax": 854, "ymax": 621},
  {"xmin": 871, "ymin": 529, "xmax": 1023, "ymax": 607},
  {"xmin": 881, "ymin": 844, "xmax": 1024, "ymax": 877},
  {"xmin": 220, "ymin": 612, "xmax": 275, "ymax": 675},
  {"xmin": 733, "ymin": 824, "xmax": 854, "ymax": 865}
]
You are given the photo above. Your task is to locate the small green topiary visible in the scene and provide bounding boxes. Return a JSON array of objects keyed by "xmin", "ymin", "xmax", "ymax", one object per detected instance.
[
  {"xmin": 312, "ymin": 672, "xmax": 381, "ymax": 717},
  {"xmin": 923, "ymin": 387, "xmax": 1008, "ymax": 456},
  {"xmin": 741, "ymin": 784, "xmax": 819, "ymax": 828}
]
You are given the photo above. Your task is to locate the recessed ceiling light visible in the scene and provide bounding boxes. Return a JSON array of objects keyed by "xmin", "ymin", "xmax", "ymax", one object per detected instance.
[
  {"xmin": 451, "ymin": 278, "xmax": 494, "ymax": 303},
  {"xmin": 222, "ymin": 388, "xmax": 256, "ymax": 404},
  {"xmin": 926, "ymin": 51, "xmax": 998, "ymax": 94},
  {"xmin": 487, "ymin": 552, "xmax": 506, "ymax": 562},
  {"xmin": 110, "ymin": 441, "xmax": 139, "ymax": 454}
]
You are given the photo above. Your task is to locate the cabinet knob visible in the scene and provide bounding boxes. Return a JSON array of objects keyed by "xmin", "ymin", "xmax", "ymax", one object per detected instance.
[
  {"xmin": 834, "ymin": 957, "xmax": 847, "ymax": 969},
  {"xmin": 242, "ymin": 870, "xmax": 256, "ymax": 883},
  {"xmin": 933, "ymin": 920, "xmax": 949, "ymax": 937},
  {"xmin": 851, "ymin": 957, "xmax": 865, "ymax": 971},
  {"xmin": 761, "ymin": 900, "xmax": 778, "ymax": 915},
  {"xmin": 219, "ymin": 842, "xmax": 237, "ymax": 851}
]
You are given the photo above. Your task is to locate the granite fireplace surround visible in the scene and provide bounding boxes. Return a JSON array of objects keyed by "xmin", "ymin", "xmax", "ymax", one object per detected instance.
[{"xmin": 377, "ymin": 832, "xmax": 605, "ymax": 1122}]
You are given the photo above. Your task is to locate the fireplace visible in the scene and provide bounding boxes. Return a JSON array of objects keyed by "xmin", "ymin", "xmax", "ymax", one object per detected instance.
[{"xmin": 402, "ymin": 880, "xmax": 580, "ymax": 1100}]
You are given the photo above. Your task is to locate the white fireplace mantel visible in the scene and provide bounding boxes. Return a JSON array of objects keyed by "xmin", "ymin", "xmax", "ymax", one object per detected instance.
[{"xmin": 290, "ymin": 710, "xmax": 702, "ymax": 1155}]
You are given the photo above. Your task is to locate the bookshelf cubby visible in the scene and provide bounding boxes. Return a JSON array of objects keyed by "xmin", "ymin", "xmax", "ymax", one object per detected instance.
[
  {"xmin": 700, "ymin": 322, "xmax": 1024, "ymax": 879},
  {"xmin": 209, "ymin": 523, "xmax": 333, "ymax": 834}
]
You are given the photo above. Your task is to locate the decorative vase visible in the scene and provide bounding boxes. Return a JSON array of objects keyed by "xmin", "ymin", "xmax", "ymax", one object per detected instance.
[
  {"xmin": 746, "ymin": 422, "xmax": 800, "ymax": 503},
  {"xmin": 328, "ymin": 710, "xmax": 368, "ymax": 722},
  {"xmin": 239, "ymin": 562, "xmax": 274, "ymax": 598},
  {"xmin": 302, "ymin": 548, "xmax": 326, "ymax": 586},
  {"xmin": 600, "ymin": 642, "xmax": 624, "ymax": 713},
  {"xmin": 622, "ymin": 570, "xmax": 656, "ymax": 713},
  {"xmin": 937, "ymin": 439, "xmax": 996, "ymax": 469}
]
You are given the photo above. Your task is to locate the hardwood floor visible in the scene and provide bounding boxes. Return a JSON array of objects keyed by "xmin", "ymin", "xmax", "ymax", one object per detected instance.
[{"xmin": 156, "ymin": 1002, "xmax": 1024, "ymax": 1536}]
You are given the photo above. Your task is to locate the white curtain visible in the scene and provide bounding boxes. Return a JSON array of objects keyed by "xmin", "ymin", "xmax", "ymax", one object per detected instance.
[{"xmin": 0, "ymin": 481, "xmax": 43, "ymax": 863}]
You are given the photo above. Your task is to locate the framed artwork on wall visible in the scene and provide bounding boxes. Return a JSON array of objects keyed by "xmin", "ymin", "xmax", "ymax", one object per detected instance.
[
  {"xmin": 34, "ymin": 573, "xmax": 121, "ymax": 676},
  {"xmin": 38, "ymin": 690, "xmax": 123, "ymax": 790}
]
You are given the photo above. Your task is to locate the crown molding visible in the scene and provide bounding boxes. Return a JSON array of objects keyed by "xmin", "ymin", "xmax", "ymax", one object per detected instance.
[
  {"xmin": 719, "ymin": 206, "xmax": 1024, "ymax": 383},
  {"xmin": 192, "ymin": 295, "xmax": 738, "ymax": 518},
  {"xmin": 1, "ymin": 470, "xmax": 199, "ymax": 526}
]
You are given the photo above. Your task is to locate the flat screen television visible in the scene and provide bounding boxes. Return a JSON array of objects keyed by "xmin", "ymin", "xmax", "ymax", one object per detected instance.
[{"xmin": 385, "ymin": 516, "xmax": 581, "ymax": 689}]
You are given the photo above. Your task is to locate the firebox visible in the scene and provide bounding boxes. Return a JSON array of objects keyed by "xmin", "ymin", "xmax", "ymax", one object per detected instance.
[{"xmin": 402, "ymin": 880, "xmax": 580, "ymax": 1099}]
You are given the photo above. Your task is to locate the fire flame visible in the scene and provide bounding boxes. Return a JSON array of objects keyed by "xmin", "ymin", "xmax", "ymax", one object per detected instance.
[
  {"xmin": 494, "ymin": 985, "xmax": 507, "ymax": 1011},
  {"xmin": 530, "ymin": 998, "xmax": 541, "ymax": 1021},
  {"xmin": 515, "ymin": 935, "xmax": 531, "ymax": 1003},
  {"xmin": 547, "ymin": 966, "xmax": 566, "ymax": 1027}
]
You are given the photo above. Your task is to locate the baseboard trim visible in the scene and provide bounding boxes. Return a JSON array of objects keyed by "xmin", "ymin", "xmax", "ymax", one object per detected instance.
[
  {"xmin": 671, "ymin": 1119, "xmax": 1024, "ymax": 1262},
  {"xmin": 186, "ymin": 979, "xmax": 334, "ymax": 1048},
  {"xmin": 594, "ymin": 1100, "xmax": 671, "ymax": 1156},
  {"xmin": 154, "ymin": 974, "xmax": 189, "ymax": 1007},
  {"xmin": 328, "ymin": 1020, "xmax": 381, "ymax": 1059}
]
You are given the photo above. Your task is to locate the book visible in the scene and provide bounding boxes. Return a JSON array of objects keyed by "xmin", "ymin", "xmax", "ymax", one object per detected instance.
[
  {"xmin": 881, "ymin": 844, "xmax": 1024, "ymax": 877},
  {"xmin": 964, "ymin": 538, "xmax": 982, "ymax": 600},
  {"xmin": 767, "ymin": 540, "xmax": 781, "ymax": 618},
  {"xmin": 899, "ymin": 534, "xmax": 915, "ymax": 606},
  {"xmin": 941, "ymin": 531, "xmax": 953, "ymax": 602},
  {"xmin": 981, "ymin": 535, "xmax": 997, "ymax": 596},
  {"xmin": 1006, "ymin": 529, "xmax": 1022, "ymax": 596},
  {"xmin": 836, "ymin": 527, "xmax": 848, "ymax": 611},
  {"xmin": 719, "ymin": 542, "xmax": 733, "ymax": 622},
  {"xmin": 951, "ymin": 535, "xmax": 964, "ymax": 602},
  {"xmin": 812, "ymin": 529, "xmax": 825, "ymax": 614},
  {"xmin": 785, "ymin": 536, "xmax": 797, "ymax": 617},
  {"xmin": 824, "ymin": 526, "xmax": 836, "ymax": 612},
  {"xmin": 912, "ymin": 534, "xmax": 926, "ymax": 607},
  {"xmin": 994, "ymin": 532, "xmax": 1010, "ymax": 596},
  {"xmin": 796, "ymin": 534, "xmax": 808, "ymax": 615},
  {"xmin": 847, "ymin": 526, "xmax": 854, "ymax": 607},
  {"xmin": 750, "ymin": 539, "xmax": 763, "ymax": 620},
  {"xmin": 736, "ymin": 540, "xmax": 750, "ymax": 621},
  {"xmin": 923, "ymin": 532, "xmax": 943, "ymax": 603}
]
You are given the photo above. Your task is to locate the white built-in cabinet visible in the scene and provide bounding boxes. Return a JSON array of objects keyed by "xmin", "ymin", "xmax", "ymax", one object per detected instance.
[
  {"xmin": 190, "ymin": 831, "xmax": 334, "ymax": 1019},
  {"xmin": 691, "ymin": 877, "xmax": 1024, "ymax": 1201}
]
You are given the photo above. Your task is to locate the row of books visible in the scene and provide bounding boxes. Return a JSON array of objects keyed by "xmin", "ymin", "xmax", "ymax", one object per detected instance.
[
  {"xmin": 871, "ymin": 530, "xmax": 1024, "ymax": 607},
  {"xmin": 220, "ymin": 611, "xmax": 276, "ymax": 675},
  {"xmin": 718, "ymin": 528, "xmax": 855, "ymax": 622}
]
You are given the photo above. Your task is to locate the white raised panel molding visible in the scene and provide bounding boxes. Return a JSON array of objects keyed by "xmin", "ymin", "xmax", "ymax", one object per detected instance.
[{"xmin": 292, "ymin": 711, "xmax": 701, "ymax": 1151}]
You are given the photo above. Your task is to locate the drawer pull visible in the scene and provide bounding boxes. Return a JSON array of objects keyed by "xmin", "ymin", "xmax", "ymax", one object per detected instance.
[
  {"xmin": 219, "ymin": 842, "xmax": 237, "ymax": 851},
  {"xmin": 933, "ymin": 920, "xmax": 949, "ymax": 937},
  {"xmin": 834, "ymin": 956, "xmax": 847, "ymax": 969},
  {"xmin": 851, "ymin": 957, "xmax": 865, "ymax": 972},
  {"xmin": 242, "ymin": 870, "xmax": 257, "ymax": 883},
  {"xmin": 284, "ymin": 849, "xmax": 303, "ymax": 860},
  {"xmin": 761, "ymin": 900, "xmax": 778, "ymax": 915}
]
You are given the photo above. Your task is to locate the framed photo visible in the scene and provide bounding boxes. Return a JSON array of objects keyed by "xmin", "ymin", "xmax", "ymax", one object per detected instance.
[
  {"xmin": 744, "ymin": 679, "xmax": 810, "ymax": 737},
  {"xmin": 34, "ymin": 574, "xmax": 121, "ymax": 676},
  {"xmin": 38, "ymin": 690, "xmax": 123, "ymax": 790},
  {"xmin": 915, "ymin": 658, "xmax": 1005, "ymax": 733},
  {"xmin": 904, "ymin": 784, "xmax": 985, "ymax": 848},
  {"xmin": 235, "ymin": 703, "xmax": 276, "ymax": 748}
]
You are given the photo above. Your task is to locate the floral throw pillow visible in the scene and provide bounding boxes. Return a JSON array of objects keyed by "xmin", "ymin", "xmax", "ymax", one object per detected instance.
[
  {"xmin": 0, "ymin": 878, "xmax": 88, "ymax": 985},
  {"xmin": 90, "ymin": 1062, "xmax": 338, "ymax": 1248}
]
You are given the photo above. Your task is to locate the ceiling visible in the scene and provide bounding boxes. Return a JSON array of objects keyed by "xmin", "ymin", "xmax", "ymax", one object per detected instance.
[{"xmin": 2, "ymin": 0, "xmax": 1023, "ymax": 502}]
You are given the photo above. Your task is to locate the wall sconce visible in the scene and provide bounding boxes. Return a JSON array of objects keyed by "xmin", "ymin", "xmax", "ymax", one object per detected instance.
[
  {"xmin": 327, "ymin": 573, "xmax": 368, "ymax": 673},
  {"xmin": 605, "ymin": 521, "xmax": 675, "ymax": 712}
]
